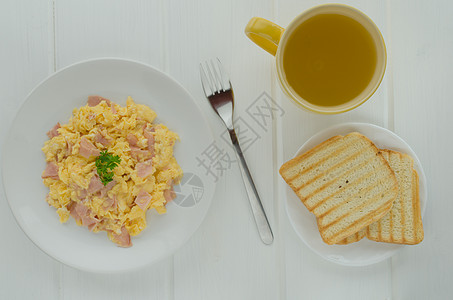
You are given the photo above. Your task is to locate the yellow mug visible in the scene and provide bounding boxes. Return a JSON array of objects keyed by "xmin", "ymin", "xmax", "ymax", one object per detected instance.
[{"xmin": 245, "ymin": 4, "xmax": 386, "ymax": 114}]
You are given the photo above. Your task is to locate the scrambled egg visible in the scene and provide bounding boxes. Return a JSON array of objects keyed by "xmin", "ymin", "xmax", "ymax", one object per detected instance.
[{"xmin": 41, "ymin": 96, "xmax": 183, "ymax": 247}]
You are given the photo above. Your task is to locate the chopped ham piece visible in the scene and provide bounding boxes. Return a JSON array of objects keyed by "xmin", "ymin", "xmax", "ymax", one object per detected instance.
[
  {"xmin": 83, "ymin": 215, "xmax": 99, "ymax": 231},
  {"xmin": 70, "ymin": 184, "xmax": 88, "ymax": 200},
  {"xmin": 68, "ymin": 202, "xmax": 81, "ymax": 223},
  {"xmin": 130, "ymin": 146, "xmax": 149, "ymax": 161},
  {"xmin": 68, "ymin": 202, "xmax": 98, "ymax": 231},
  {"xmin": 88, "ymin": 174, "xmax": 104, "ymax": 194},
  {"xmin": 103, "ymin": 195, "xmax": 118, "ymax": 211},
  {"xmin": 134, "ymin": 190, "xmax": 152, "ymax": 211},
  {"xmin": 110, "ymin": 103, "xmax": 117, "ymax": 114},
  {"xmin": 94, "ymin": 131, "xmax": 110, "ymax": 146},
  {"xmin": 143, "ymin": 128, "xmax": 155, "ymax": 155},
  {"xmin": 111, "ymin": 226, "xmax": 132, "ymax": 248},
  {"xmin": 42, "ymin": 162, "xmax": 59, "ymax": 180},
  {"xmin": 127, "ymin": 133, "xmax": 138, "ymax": 147},
  {"xmin": 87, "ymin": 220, "xmax": 99, "ymax": 232},
  {"xmin": 46, "ymin": 123, "xmax": 61, "ymax": 139},
  {"xmin": 74, "ymin": 201, "xmax": 88, "ymax": 217},
  {"xmin": 136, "ymin": 160, "xmax": 153, "ymax": 178},
  {"xmin": 163, "ymin": 188, "xmax": 176, "ymax": 204},
  {"xmin": 100, "ymin": 180, "xmax": 116, "ymax": 198},
  {"xmin": 78, "ymin": 188, "xmax": 88, "ymax": 199},
  {"xmin": 79, "ymin": 137, "xmax": 100, "ymax": 158},
  {"xmin": 87, "ymin": 95, "xmax": 111, "ymax": 107},
  {"xmin": 69, "ymin": 201, "xmax": 89, "ymax": 224}
]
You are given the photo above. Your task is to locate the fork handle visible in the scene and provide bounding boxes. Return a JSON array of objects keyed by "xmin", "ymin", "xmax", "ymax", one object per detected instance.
[{"xmin": 229, "ymin": 129, "xmax": 274, "ymax": 245}]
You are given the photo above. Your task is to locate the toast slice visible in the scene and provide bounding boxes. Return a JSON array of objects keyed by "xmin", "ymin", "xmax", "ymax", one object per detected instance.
[
  {"xmin": 280, "ymin": 132, "xmax": 399, "ymax": 245},
  {"xmin": 336, "ymin": 228, "xmax": 367, "ymax": 245},
  {"xmin": 367, "ymin": 150, "xmax": 424, "ymax": 244}
]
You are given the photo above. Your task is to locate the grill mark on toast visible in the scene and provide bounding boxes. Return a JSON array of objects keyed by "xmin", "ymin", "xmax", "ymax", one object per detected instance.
[
  {"xmin": 288, "ymin": 139, "xmax": 366, "ymax": 187},
  {"xmin": 337, "ymin": 228, "xmax": 366, "ymax": 245},
  {"xmin": 285, "ymin": 142, "xmax": 353, "ymax": 182},
  {"xmin": 279, "ymin": 135, "xmax": 343, "ymax": 179},
  {"xmin": 299, "ymin": 155, "xmax": 376, "ymax": 209},
  {"xmin": 326, "ymin": 201, "xmax": 393, "ymax": 244},
  {"xmin": 397, "ymin": 153, "xmax": 407, "ymax": 243},
  {"xmin": 390, "ymin": 201, "xmax": 394, "ymax": 242},
  {"xmin": 319, "ymin": 172, "xmax": 392, "ymax": 230},
  {"xmin": 314, "ymin": 168, "xmax": 379, "ymax": 218},
  {"xmin": 413, "ymin": 170, "xmax": 423, "ymax": 243},
  {"xmin": 411, "ymin": 171, "xmax": 417, "ymax": 244},
  {"xmin": 296, "ymin": 146, "xmax": 369, "ymax": 199}
]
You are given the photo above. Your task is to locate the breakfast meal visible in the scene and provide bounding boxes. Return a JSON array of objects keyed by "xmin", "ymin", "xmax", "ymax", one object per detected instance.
[
  {"xmin": 279, "ymin": 132, "xmax": 424, "ymax": 246},
  {"xmin": 41, "ymin": 96, "xmax": 183, "ymax": 247}
]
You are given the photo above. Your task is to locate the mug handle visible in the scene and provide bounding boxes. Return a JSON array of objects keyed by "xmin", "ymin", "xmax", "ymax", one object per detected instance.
[{"xmin": 245, "ymin": 17, "xmax": 285, "ymax": 56}]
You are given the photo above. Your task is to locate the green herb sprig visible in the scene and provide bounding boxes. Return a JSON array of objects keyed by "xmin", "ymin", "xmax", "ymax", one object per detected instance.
[{"xmin": 95, "ymin": 150, "xmax": 121, "ymax": 186}]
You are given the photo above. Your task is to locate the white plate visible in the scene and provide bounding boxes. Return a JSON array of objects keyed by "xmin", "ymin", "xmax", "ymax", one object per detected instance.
[
  {"xmin": 2, "ymin": 58, "xmax": 216, "ymax": 273},
  {"xmin": 284, "ymin": 122, "xmax": 427, "ymax": 266}
]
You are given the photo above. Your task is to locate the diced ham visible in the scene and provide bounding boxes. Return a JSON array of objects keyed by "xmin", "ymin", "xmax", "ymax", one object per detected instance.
[
  {"xmin": 111, "ymin": 226, "xmax": 132, "ymax": 248},
  {"xmin": 94, "ymin": 131, "xmax": 110, "ymax": 146},
  {"xmin": 46, "ymin": 123, "xmax": 61, "ymax": 139},
  {"xmin": 136, "ymin": 160, "xmax": 153, "ymax": 178},
  {"xmin": 69, "ymin": 201, "xmax": 89, "ymax": 224},
  {"xmin": 70, "ymin": 184, "xmax": 88, "ymax": 200},
  {"xmin": 134, "ymin": 189, "xmax": 152, "ymax": 211},
  {"xmin": 163, "ymin": 188, "xmax": 176, "ymax": 204},
  {"xmin": 102, "ymin": 195, "xmax": 118, "ymax": 211},
  {"xmin": 87, "ymin": 95, "xmax": 111, "ymax": 107},
  {"xmin": 79, "ymin": 188, "xmax": 88, "ymax": 199},
  {"xmin": 68, "ymin": 202, "xmax": 81, "ymax": 223},
  {"xmin": 79, "ymin": 137, "xmax": 100, "ymax": 158},
  {"xmin": 74, "ymin": 201, "xmax": 89, "ymax": 217},
  {"xmin": 127, "ymin": 133, "xmax": 138, "ymax": 147},
  {"xmin": 110, "ymin": 103, "xmax": 117, "ymax": 114},
  {"xmin": 87, "ymin": 220, "xmax": 99, "ymax": 232},
  {"xmin": 68, "ymin": 201, "xmax": 98, "ymax": 231},
  {"xmin": 130, "ymin": 146, "xmax": 149, "ymax": 161},
  {"xmin": 83, "ymin": 215, "xmax": 99, "ymax": 231},
  {"xmin": 42, "ymin": 162, "xmax": 59, "ymax": 180},
  {"xmin": 143, "ymin": 128, "xmax": 155, "ymax": 156},
  {"xmin": 100, "ymin": 180, "xmax": 116, "ymax": 198},
  {"xmin": 88, "ymin": 174, "xmax": 104, "ymax": 194}
]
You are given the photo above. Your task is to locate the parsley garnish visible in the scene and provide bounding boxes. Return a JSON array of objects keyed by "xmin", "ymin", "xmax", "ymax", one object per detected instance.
[{"xmin": 95, "ymin": 150, "xmax": 121, "ymax": 186}]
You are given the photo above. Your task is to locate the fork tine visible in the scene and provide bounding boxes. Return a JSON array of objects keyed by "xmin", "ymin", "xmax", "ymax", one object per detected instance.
[
  {"xmin": 204, "ymin": 61, "xmax": 220, "ymax": 93},
  {"xmin": 216, "ymin": 58, "xmax": 232, "ymax": 90},
  {"xmin": 210, "ymin": 59, "xmax": 225, "ymax": 92},
  {"xmin": 199, "ymin": 63, "xmax": 214, "ymax": 97}
]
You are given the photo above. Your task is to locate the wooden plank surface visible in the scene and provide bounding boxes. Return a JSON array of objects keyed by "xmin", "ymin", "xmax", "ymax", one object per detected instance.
[
  {"xmin": 0, "ymin": 1, "xmax": 60, "ymax": 300},
  {"xmin": 165, "ymin": 0, "xmax": 280, "ymax": 299},
  {"xmin": 276, "ymin": 1, "xmax": 392, "ymax": 299},
  {"xmin": 1, "ymin": 0, "xmax": 452, "ymax": 298},
  {"xmin": 54, "ymin": 1, "xmax": 172, "ymax": 299},
  {"xmin": 390, "ymin": 0, "xmax": 453, "ymax": 299}
]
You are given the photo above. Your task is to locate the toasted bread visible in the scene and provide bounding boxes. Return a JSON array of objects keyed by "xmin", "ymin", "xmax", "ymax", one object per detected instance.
[
  {"xmin": 280, "ymin": 132, "xmax": 398, "ymax": 245},
  {"xmin": 367, "ymin": 150, "xmax": 424, "ymax": 244},
  {"xmin": 336, "ymin": 228, "xmax": 367, "ymax": 245}
]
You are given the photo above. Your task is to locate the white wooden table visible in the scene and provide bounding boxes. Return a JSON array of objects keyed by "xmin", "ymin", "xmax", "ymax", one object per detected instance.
[{"xmin": 1, "ymin": 0, "xmax": 452, "ymax": 299}]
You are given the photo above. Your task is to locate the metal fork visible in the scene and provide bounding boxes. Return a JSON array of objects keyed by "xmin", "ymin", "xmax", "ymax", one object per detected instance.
[{"xmin": 200, "ymin": 58, "xmax": 274, "ymax": 245}]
